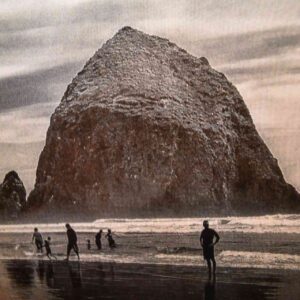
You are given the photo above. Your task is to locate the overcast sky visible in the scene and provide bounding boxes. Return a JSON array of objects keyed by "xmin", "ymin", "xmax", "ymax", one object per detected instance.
[{"xmin": 0, "ymin": 0, "xmax": 300, "ymax": 191}]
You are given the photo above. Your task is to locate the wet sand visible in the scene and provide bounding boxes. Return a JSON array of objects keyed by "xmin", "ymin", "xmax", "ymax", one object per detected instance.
[{"xmin": 0, "ymin": 259, "xmax": 300, "ymax": 300}]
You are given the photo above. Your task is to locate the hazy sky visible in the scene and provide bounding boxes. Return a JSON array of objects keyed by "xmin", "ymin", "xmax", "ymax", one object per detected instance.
[{"xmin": 0, "ymin": 0, "xmax": 300, "ymax": 191}]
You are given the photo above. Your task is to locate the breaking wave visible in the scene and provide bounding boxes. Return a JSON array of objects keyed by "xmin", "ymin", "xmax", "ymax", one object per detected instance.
[{"xmin": 0, "ymin": 214, "xmax": 300, "ymax": 234}]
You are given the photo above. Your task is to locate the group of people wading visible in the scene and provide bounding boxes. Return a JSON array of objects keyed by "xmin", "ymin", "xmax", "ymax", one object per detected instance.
[
  {"xmin": 32, "ymin": 224, "xmax": 116, "ymax": 261},
  {"xmin": 32, "ymin": 220, "xmax": 219, "ymax": 277}
]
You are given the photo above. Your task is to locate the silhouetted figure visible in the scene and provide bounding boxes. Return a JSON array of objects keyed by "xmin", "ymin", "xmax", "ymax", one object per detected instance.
[
  {"xmin": 44, "ymin": 237, "xmax": 57, "ymax": 260},
  {"xmin": 65, "ymin": 223, "xmax": 80, "ymax": 261},
  {"xmin": 200, "ymin": 220, "xmax": 220, "ymax": 277},
  {"xmin": 32, "ymin": 228, "xmax": 43, "ymax": 253},
  {"xmin": 87, "ymin": 239, "xmax": 91, "ymax": 250},
  {"xmin": 95, "ymin": 229, "xmax": 102, "ymax": 250},
  {"xmin": 105, "ymin": 229, "xmax": 116, "ymax": 249}
]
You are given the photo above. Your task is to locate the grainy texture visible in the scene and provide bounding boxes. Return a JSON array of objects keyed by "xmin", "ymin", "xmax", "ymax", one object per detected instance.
[{"xmin": 28, "ymin": 27, "xmax": 299, "ymax": 216}]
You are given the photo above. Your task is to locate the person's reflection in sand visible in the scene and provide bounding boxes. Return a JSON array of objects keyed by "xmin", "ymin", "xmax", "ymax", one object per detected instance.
[
  {"xmin": 109, "ymin": 263, "xmax": 115, "ymax": 281},
  {"xmin": 68, "ymin": 262, "xmax": 82, "ymax": 288},
  {"xmin": 45, "ymin": 262, "xmax": 55, "ymax": 288},
  {"xmin": 36, "ymin": 260, "xmax": 45, "ymax": 283},
  {"xmin": 97, "ymin": 264, "xmax": 106, "ymax": 281},
  {"xmin": 204, "ymin": 275, "xmax": 216, "ymax": 300}
]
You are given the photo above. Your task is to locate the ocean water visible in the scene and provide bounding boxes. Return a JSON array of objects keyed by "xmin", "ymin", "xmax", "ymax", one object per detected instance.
[
  {"xmin": 0, "ymin": 214, "xmax": 299, "ymax": 271},
  {"xmin": 1, "ymin": 214, "xmax": 300, "ymax": 234}
]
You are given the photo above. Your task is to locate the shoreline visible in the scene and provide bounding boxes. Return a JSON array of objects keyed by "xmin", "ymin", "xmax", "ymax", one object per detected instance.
[
  {"xmin": 2, "ymin": 257, "xmax": 300, "ymax": 274},
  {"xmin": 0, "ymin": 254, "xmax": 300, "ymax": 272}
]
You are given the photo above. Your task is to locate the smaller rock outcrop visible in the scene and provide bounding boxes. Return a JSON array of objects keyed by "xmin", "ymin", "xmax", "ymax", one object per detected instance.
[{"xmin": 0, "ymin": 171, "xmax": 26, "ymax": 218}]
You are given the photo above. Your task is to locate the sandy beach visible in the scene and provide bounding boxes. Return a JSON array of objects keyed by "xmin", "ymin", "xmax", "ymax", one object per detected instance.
[{"xmin": 0, "ymin": 216, "xmax": 300, "ymax": 299}]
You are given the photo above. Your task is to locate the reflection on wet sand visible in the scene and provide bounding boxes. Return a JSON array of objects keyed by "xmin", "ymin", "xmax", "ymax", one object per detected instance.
[
  {"xmin": 46, "ymin": 263, "xmax": 55, "ymax": 288},
  {"xmin": 68, "ymin": 262, "xmax": 82, "ymax": 288},
  {"xmin": 204, "ymin": 275, "xmax": 216, "ymax": 300},
  {"xmin": 1, "ymin": 260, "xmax": 299, "ymax": 300},
  {"xmin": 6, "ymin": 260, "xmax": 35, "ymax": 287}
]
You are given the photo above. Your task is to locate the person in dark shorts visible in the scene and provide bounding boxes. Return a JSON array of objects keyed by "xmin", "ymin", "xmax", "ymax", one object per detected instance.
[
  {"xmin": 200, "ymin": 220, "xmax": 220, "ymax": 277},
  {"xmin": 105, "ymin": 229, "xmax": 116, "ymax": 249},
  {"xmin": 32, "ymin": 228, "xmax": 43, "ymax": 253},
  {"xmin": 44, "ymin": 237, "xmax": 57, "ymax": 260},
  {"xmin": 95, "ymin": 229, "xmax": 102, "ymax": 250},
  {"xmin": 65, "ymin": 223, "xmax": 80, "ymax": 261}
]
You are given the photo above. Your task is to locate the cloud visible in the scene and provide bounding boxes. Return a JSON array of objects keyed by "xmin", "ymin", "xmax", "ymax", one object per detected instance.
[
  {"xmin": 0, "ymin": 102, "xmax": 58, "ymax": 191},
  {"xmin": 0, "ymin": 102, "xmax": 57, "ymax": 143},
  {"xmin": 1, "ymin": 0, "xmax": 299, "ymax": 77},
  {"xmin": 0, "ymin": 62, "xmax": 82, "ymax": 109},
  {"xmin": 189, "ymin": 26, "xmax": 300, "ymax": 64}
]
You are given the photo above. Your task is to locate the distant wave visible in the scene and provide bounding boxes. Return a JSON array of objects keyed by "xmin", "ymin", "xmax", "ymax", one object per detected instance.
[
  {"xmin": 156, "ymin": 246, "xmax": 200, "ymax": 254},
  {"xmin": 0, "ymin": 214, "xmax": 300, "ymax": 234}
]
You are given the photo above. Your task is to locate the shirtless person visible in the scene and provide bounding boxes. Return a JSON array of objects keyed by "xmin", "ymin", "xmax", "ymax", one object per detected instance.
[{"xmin": 200, "ymin": 220, "xmax": 220, "ymax": 277}]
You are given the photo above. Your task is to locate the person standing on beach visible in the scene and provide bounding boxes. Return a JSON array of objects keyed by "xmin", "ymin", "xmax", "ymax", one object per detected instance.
[
  {"xmin": 95, "ymin": 229, "xmax": 102, "ymax": 250},
  {"xmin": 65, "ymin": 223, "xmax": 80, "ymax": 261},
  {"xmin": 105, "ymin": 229, "xmax": 116, "ymax": 249},
  {"xmin": 32, "ymin": 227, "xmax": 43, "ymax": 253},
  {"xmin": 200, "ymin": 220, "xmax": 220, "ymax": 277}
]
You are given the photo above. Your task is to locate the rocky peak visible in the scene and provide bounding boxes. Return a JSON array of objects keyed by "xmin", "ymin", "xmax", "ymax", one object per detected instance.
[{"xmin": 28, "ymin": 27, "xmax": 299, "ymax": 217}]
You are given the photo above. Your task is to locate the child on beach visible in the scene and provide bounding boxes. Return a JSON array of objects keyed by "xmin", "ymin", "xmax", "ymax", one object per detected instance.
[
  {"xmin": 87, "ymin": 239, "xmax": 91, "ymax": 250},
  {"xmin": 44, "ymin": 237, "xmax": 57, "ymax": 260}
]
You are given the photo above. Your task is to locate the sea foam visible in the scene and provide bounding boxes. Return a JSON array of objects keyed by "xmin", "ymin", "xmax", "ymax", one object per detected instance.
[{"xmin": 0, "ymin": 214, "xmax": 299, "ymax": 234}]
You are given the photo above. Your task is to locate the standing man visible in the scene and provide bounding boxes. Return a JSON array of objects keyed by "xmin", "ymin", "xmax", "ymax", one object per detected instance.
[
  {"xmin": 95, "ymin": 229, "xmax": 102, "ymax": 250},
  {"xmin": 65, "ymin": 223, "xmax": 80, "ymax": 261},
  {"xmin": 32, "ymin": 227, "xmax": 43, "ymax": 253},
  {"xmin": 200, "ymin": 220, "xmax": 220, "ymax": 277}
]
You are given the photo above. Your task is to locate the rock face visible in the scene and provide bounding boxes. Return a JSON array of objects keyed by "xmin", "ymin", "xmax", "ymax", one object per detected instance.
[
  {"xmin": 28, "ymin": 27, "xmax": 299, "ymax": 216},
  {"xmin": 0, "ymin": 171, "xmax": 26, "ymax": 218}
]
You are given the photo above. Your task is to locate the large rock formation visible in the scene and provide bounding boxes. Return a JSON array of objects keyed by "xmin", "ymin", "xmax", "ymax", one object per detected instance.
[
  {"xmin": 28, "ymin": 27, "xmax": 299, "ymax": 216},
  {"xmin": 0, "ymin": 171, "xmax": 26, "ymax": 218}
]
